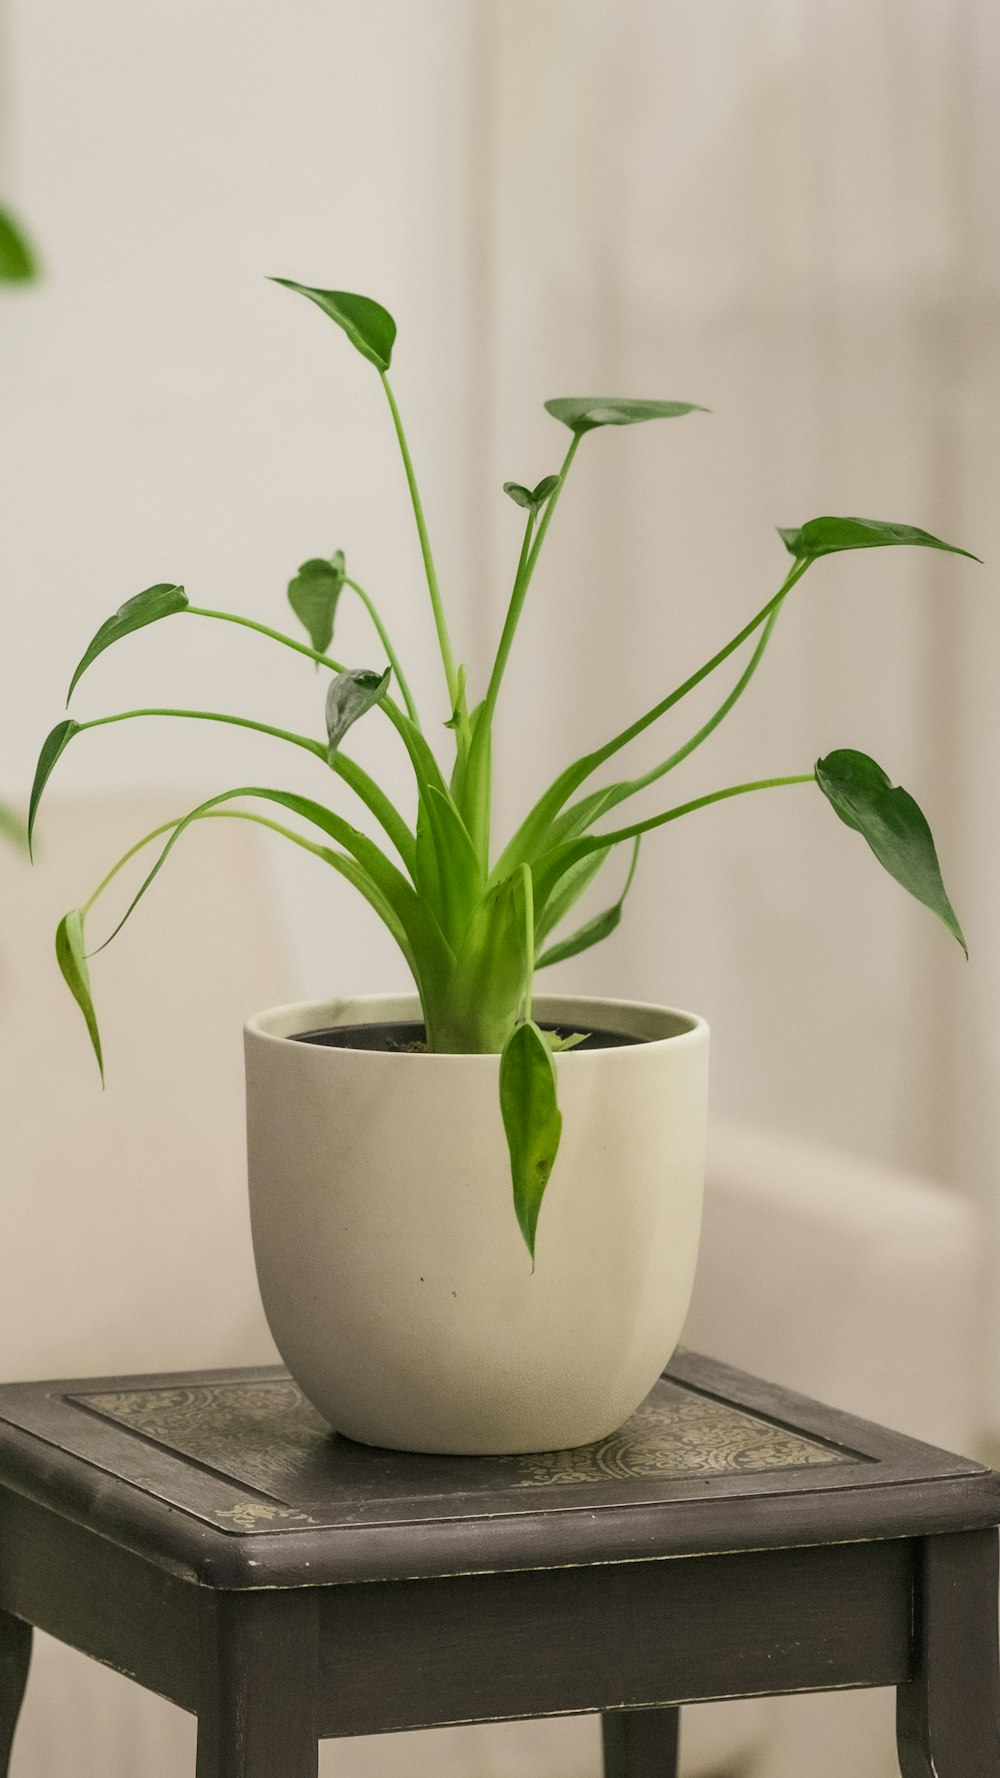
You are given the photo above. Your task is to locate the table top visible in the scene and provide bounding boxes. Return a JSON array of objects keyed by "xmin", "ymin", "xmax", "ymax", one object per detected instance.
[{"xmin": 1, "ymin": 1351, "xmax": 997, "ymax": 1589}]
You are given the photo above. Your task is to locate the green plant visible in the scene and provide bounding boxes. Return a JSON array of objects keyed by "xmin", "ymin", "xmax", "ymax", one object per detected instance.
[
  {"xmin": 30, "ymin": 282, "xmax": 979, "ymax": 1258},
  {"xmin": 1, "ymin": 205, "xmax": 37, "ymax": 849},
  {"xmin": 0, "ymin": 206, "xmax": 38, "ymax": 283}
]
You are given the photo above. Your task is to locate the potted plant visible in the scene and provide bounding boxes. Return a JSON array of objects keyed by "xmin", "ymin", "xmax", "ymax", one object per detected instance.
[{"xmin": 29, "ymin": 280, "xmax": 978, "ymax": 1454}]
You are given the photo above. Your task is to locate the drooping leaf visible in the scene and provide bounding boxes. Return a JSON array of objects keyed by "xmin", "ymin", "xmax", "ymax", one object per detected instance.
[
  {"xmin": 67, "ymin": 584, "xmax": 188, "ymax": 702},
  {"xmin": 0, "ymin": 207, "xmax": 37, "ymax": 282},
  {"xmin": 28, "ymin": 719, "xmax": 81, "ymax": 856},
  {"xmin": 500, "ymin": 1018, "xmax": 563, "ymax": 1263},
  {"xmin": 270, "ymin": 279, "xmax": 396, "ymax": 372},
  {"xmin": 544, "ymin": 397, "xmax": 707, "ymax": 436},
  {"xmin": 779, "ymin": 516, "xmax": 980, "ymax": 563},
  {"xmin": 288, "ymin": 551, "xmax": 345, "ymax": 654},
  {"xmin": 536, "ymin": 838, "xmax": 641, "ymax": 968},
  {"xmin": 55, "ymin": 910, "xmax": 103, "ymax": 1078},
  {"xmin": 325, "ymin": 667, "xmax": 391, "ymax": 761},
  {"xmin": 815, "ymin": 749, "xmax": 966, "ymax": 953},
  {"xmin": 503, "ymin": 474, "xmax": 561, "ymax": 514}
]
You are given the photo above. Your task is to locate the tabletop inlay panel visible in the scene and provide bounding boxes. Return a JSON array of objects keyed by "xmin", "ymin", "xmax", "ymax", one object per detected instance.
[{"xmin": 68, "ymin": 1373, "xmax": 852, "ymax": 1530}]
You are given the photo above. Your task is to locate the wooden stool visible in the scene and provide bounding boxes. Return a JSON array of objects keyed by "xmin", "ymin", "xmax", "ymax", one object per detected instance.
[{"xmin": 1, "ymin": 1351, "xmax": 998, "ymax": 1777}]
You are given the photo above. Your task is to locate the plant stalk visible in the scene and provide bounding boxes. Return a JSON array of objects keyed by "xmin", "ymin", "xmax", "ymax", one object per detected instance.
[{"xmin": 380, "ymin": 372, "xmax": 459, "ymax": 711}]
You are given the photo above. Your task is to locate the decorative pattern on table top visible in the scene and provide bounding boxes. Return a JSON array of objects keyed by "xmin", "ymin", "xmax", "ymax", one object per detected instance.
[
  {"xmin": 72, "ymin": 1374, "xmax": 851, "ymax": 1520},
  {"xmin": 509, "ymin": 1388, "xmax": 848, "ymax": 1485}
]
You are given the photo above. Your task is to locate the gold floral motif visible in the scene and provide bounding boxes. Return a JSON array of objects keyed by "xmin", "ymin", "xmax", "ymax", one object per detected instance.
[{"xmin": 508, "ymin": 1385, "xmax": 847, "ymax": 1486}]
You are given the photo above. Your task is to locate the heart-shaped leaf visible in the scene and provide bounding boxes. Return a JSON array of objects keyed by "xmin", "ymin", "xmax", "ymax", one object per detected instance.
[
  {"xmin": 779, "ymin": 516, "xmax": 980, "ymax": 563},
  {"xmin": 0, "ymin": 206, "xmax": 37, "ymax": 282},
  {"xmin": 503, "ymin": 474, "xmax": 561, "ymax": 514},
  {"xmin": 270, "ymin": 279, "xmax": 396, "ymax": 372},
  {"xmin": 67, "ymin": 583, "xmax": 188, "ymax": 703},
  {"xmin": 325, "ymin": 666, "xmax": 391, "ymax": 761},
  {"xmin": 29, "ymin": 719, "xmax": 81, "ymax": 856},
  {"xmin": 56, "ymin": 909, "xmax": 104, "ymax": 1078},
  {"xmin": 288, "ymin": 551, "xmax": 345, "ymax": 655},
  {"xmin": 815, "ymin": 749, "xmax": 966, "ymax": 953},
  {"xmin": 500, "ymin": 1017, "xmax": 563, "ymax": 1263},
  {"xmin": 544, "ymin": 397, "xmax": 707, "ymax": 435}
]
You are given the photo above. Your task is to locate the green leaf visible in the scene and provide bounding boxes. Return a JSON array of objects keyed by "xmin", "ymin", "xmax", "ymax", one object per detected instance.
[
  {"xmin": 0, "ymin": 207, "xmax": 38, "ymax": 282},
  {"xmin": 546, "ymin": 1030, "xmax": 588, "ymax": 1053},
  {"xmin": 544, "ymin": 397, "xmax": 708, "ymax": 436},
  {"xmin": 287, "ymin": 552, "xmax": 345, "ymax": 654},
  {"xmin": 815, "ymin": 749, "xmax": 966, "ymax": 954},
  {"xmin": 779, "ymin": 516, "xmax": 981, "ymax": 563},
  {"xmin": 443, "ymin": 664, "xmax": 468, "ymax": 731},
  {"xmin": 325, "ymin": 666, "xmax": 391, "ymax": 761},
  {"xmin": 503, "ymin": 474, "xmax": 561, "ymax": 514},
  {"xmin": 29, "ymin": 719, "xmax": 81, "ymax": 856},
  {"xmin": 414, "ymin": 781, "xmax": 484, "ymax": 952},
  {"xmin": 67, "ymin": 584, "xmax": 188, "ymax": 702},
  {"xmin": 56, "ymin": 910, "xmax": 103, "ymax": 1078},
  {"xmin": 270, "ymin": 279, "xmax": 396, "ymax": 372},
  {"xmin": 534, "ymin": 845, "xmax": 611, "ymax": 945},
  {"xmin": 536, "ymin": 838, "xmax": 641, "ymax": 968},
  {"xmin": 500, "ymin": 1018, "xmax": 563, "ymax": 1262}
]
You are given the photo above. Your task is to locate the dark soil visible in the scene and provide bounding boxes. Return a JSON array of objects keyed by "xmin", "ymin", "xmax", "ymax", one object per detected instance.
[{"xmin": 291, "ymin": 1020, "xmax": 644, "ymax": 1054}]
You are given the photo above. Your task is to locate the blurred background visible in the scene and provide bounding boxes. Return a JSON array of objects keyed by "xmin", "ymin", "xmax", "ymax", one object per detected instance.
[{"xmin": 1, "ymin": 3, "xmax": 998, "ymax": 1776}]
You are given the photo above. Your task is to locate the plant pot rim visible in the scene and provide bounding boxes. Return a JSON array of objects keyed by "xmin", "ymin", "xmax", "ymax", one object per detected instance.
[{"xmin": 246, "ymin": 991, "xmax": 709, "ymax": 1061}]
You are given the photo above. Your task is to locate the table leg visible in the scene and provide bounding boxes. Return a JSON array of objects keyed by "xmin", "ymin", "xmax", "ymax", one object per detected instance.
[
  {"xmin": 0, "ymin": 1611, "xmax": 31, "ymax": 1778},
  {"xmin": 196, "ymin": 1592, "xmax": 318, "ymax": 1778},
  {"xmin": 602, "ymin": 1707, "xmax": 680, "ymax": 1777},
  {"xmin": 896, "ymin": 1528, "xmax": 1000, "ymax": 1777}
]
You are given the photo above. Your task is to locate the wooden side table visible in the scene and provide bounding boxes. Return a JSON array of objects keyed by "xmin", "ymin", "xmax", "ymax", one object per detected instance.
[{"xmin": 1, "ymin": 1350, "xmax": 998, "ymax": 1777}]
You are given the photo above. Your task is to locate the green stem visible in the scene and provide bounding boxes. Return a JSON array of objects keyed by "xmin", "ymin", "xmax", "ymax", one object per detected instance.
[
  {"xmin": 344, "ymin": 576, "xmax": 421, "ymax": 726},
  {"xmin": 554, "ymin": 598, "xmax": 785, "ymax": 841},
  {"xmin": 484, "ymin": 436, "xmax": 579, "ymax": 722},
  {"xmin": 83, "ymin": 815, "xmax": 187, "ymax": 914},
  {"xmin": 186, "ymin": 606, "xmax": 349, "ymax": 674},
  {"xmin": 80, "ymin": 706, "xmax": 327, "ymax": 759},
  {"xmin": 520, "ymin": 862, "xmax": 535, "ymax": 1022},
  {"xmin": 81, "ymin": 808, "xmax": 332, "ymax": 918},
  {"xmin": 584, "ymin": 772, "xmax": 814, "ymax": 853},
  {"xmin": 380, "ymin": 372, "xmax": 459, "ymax": 709},
  {"xmin": 492, "ymin": 556, "xmax": 810, "ymax": 882},
  {"xmin": 484, "ymin": 513, "xmax": 535, "ymax": 721},
  {"xmin": 76, "ymin": 706, "xmax": 415, "ymax": 873},
  {"xmin": 586, "ymin": 560, "xmax": 810, "ymax": 774},
  {"xmin": 183, "ymin": 602, "xmax": 441, "ymax": 804}
]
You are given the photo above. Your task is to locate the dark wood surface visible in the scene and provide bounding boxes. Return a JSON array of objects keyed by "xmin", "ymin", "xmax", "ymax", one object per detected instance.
[
  {"xmin": 1, "ymin": 1349, "xmax": 997, "ymax": 1589},
  {"xmin": 1, "ymin": 1351, "xmax": 998, "ymax": 1776},
  {"xmin": 896, "ymin": 1529, "xmax": 1000, "ymax": 1777},
  {"xmin": 602, "ymin": 1707, "xmax": 679, "ymax": 1778}
]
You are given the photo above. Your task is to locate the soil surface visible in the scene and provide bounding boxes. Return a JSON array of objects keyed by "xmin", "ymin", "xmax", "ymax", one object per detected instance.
[{"xmin": 291, "ymin": 1020, "xmax": 644, "ymax": 1054}]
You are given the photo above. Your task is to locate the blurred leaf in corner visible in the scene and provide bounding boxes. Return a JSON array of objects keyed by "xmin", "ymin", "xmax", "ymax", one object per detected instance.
[{"xmin": 0, "ymin": 207, "xmax": 39, "ymax": 283}]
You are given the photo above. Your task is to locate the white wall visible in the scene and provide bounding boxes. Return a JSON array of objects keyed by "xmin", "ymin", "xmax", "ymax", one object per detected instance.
[
  {"xmin": 4, "ymin": 0, "xmax": 1000, "ymax": 1374},
  {"xmin": 1, "ymin": 0, "xmax": 481, "ymax": 997}
]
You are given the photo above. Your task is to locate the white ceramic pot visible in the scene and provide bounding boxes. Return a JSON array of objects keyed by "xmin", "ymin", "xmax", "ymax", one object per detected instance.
[{"xmin": 245, "ymin": 992, "xmax": 709, "ymax": 1454}]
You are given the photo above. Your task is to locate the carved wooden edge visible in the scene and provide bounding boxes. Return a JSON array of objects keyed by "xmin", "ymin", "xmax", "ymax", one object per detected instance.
[{"xmin": 0, "ymin": 1355, "xmax": 998, "ymax": 1589}]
